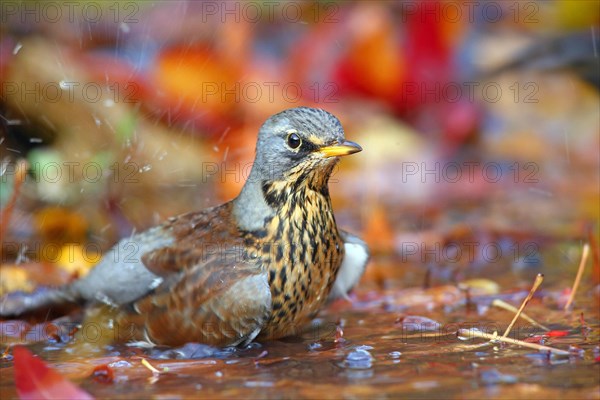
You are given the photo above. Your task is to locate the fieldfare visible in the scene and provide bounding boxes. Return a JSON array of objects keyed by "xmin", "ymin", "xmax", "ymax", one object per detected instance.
[{"xmin": 0, "ymin": 107, "xmax": 369, "ymax": 346}]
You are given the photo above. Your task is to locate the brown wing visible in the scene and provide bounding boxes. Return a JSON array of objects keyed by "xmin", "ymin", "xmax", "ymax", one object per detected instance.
[{"xmin": 116, "ymin": 203, "xmax": 272, "ymax": 347}]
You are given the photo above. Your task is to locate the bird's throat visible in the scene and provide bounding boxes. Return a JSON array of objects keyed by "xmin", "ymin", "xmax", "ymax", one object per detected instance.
[{"xmin": 257, "ymin": 172, "xmax": 344, "ymax": 336}]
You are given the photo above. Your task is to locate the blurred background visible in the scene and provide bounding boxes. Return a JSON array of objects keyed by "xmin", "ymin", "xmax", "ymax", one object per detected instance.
[{"xmin": 0, "ymin": 0, "xmax": 599, "ymax": 292}]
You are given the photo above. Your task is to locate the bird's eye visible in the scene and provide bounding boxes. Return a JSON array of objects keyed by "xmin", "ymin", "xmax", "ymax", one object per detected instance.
[{"xmin": 287, "ymin": 132, "xmax": 302, "ymax": 149}]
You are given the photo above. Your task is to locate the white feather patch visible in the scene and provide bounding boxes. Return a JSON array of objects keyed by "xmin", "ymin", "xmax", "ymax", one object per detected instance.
[{"xmin": 328, "ymin": 241, "xmax": 369, "ymax": 301}]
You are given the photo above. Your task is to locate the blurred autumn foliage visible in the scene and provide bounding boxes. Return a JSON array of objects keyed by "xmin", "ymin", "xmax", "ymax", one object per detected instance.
[
  {"xmin": 0, "ymin": 0, "xmax": 599, "ymax": 316},
  {"xmin": 1, "ymin": 2, "xmax": 599, "ymax": 399}
]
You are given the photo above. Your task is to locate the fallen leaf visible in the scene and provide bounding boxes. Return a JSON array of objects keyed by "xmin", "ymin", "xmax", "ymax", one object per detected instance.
[
  {"xmin": 363, "ymin": 205, "xmax": 395, "ymax": 255},
  {"xmin": 35, "ymin": 207, "xmax": 88, "ymax": 244},
  {"xmin": 13, "ymin": 346, "xmax": 94, "ymax": 400},
  {"xmin": 91, "ymin": 364, "xmax": 114, "ymax": 384},
  {"xmin": 546, "ymin": 330, "xmax": 569, "ymax": 338},
  {"xmin": 0, "ymin": 266, "xmax": 34, "ymax": 296},
  {"xmin": 460, "ymin": 279, "xmax": 501, "ymax": 296},
  {"xmin": 56, "ymin": 244, "xmax": 100, "ymax": 278}
]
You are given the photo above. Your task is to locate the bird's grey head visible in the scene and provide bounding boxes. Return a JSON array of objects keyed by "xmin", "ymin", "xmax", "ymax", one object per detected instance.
[
  {"xmin": 233, "ymin": 107, "xmax": 361, "ymax": 231},
  {"xmin": 248, "ymin": 107, "xmax": 361, "ymax": 184}
]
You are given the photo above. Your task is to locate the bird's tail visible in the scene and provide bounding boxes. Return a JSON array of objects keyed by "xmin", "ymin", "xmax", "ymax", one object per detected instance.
[{"xmin": 0, "ymin": 286, "xmax": 80, "ymax": 317}]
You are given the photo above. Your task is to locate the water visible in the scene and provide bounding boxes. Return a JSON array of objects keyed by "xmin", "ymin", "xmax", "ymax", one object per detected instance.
[{"xmin": 1, "ymin": 266, "xmax": 598, "ymax": 399}]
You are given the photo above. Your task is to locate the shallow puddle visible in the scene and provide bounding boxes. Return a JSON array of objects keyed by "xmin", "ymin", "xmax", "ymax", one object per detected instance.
[{"xmin": 1, "ymin": 242, "xmax": 598, "ymax": 399}]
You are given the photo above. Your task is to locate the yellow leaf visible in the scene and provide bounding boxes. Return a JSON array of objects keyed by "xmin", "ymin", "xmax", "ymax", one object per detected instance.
[
  {"xmin": 0, "ymin": 266, "xmax": 34, "ymax": 296},
  {"xmin": 56, "ymin": 244, "xmax": 100, "ymax": 278}
]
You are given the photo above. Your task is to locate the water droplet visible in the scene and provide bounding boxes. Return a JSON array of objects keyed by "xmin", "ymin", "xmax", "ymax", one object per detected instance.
[
  {"xmin": 244, "ymin": 342, "xmax": 262, "ymax": 350},
  {"xmin": 343, "ymin": 348, "xmax": 373, "ymax": 369},
  {"xmin": 308, "ymin": 342, "xmax": 323, "ymax": 351},
  {"xmin": 108, "ymin": 360, "xmax": 132, "ymax": 368}
]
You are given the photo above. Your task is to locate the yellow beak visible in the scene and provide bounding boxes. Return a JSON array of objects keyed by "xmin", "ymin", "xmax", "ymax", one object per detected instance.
[{"xmin": 319, "ymin": 140, "xmax": 362, "ymax": 158}]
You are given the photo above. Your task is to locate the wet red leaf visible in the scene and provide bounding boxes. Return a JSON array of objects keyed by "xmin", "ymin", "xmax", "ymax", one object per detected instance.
[
  {"xmin": 91, "ymin": 364, "xmax": 114, "ymax": 384},
  {"xmin": 13, "ymin": 346, "xmax": 94, "ymax": 400},
  {"xmin": 523, "ymin": 335, "xmax": 545, "ymax": 344},
  {"xmin": 546, "ymin": 330, "xmax": 569, "ymax": 337}
]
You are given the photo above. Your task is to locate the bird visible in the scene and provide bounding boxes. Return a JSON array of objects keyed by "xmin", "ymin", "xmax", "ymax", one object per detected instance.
[{"xmin": 0, "ymin": 107, "xmax": 369, "ymax": 347}]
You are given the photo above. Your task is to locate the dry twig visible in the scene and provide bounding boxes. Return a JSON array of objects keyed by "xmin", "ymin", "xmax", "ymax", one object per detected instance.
[
  {"xmin": 141, "ymin": 358, "xmax": 161, "ymax": 375},
  {"xmin": 457, "ymin": 328, "xmax": 569, "ymax": 356},
  {"xmin": 492, "ymin": 299, "xmax": 550, "ymax": 331},
  {"xmin": 564, "ymin": 244, "xmax": 590, "ymax": 311},
  {"xmin": 501, "ymin": 274, "xmax": 544, "ymax": 338}
]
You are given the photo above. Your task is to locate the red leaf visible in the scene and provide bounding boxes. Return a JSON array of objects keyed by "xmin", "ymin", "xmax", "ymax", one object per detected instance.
[
  {"xmin": 523, "ymin": 335, "xmax": 545, "ymax": 343},
  {"xmin": 546, "ymin": 330, "xmax": 570, "ymax": 337},
  {"xmin": 91, "ymin": 364, "xmax": 114, "ymax": 384},
  {"xmin": 13, "ymin": 346, "xmax": 94, "ymax": 400}
]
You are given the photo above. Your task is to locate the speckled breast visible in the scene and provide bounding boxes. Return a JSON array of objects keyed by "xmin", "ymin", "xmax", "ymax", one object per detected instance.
[{"xmin": 255, "ymin": 183, "xmax": 345, "ymax": 340}]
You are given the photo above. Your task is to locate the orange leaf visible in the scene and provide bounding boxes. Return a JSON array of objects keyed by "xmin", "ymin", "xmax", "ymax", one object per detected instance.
[{"xmin": 363, "ymin": 205, "xmax": 395, "ymax": 255}]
